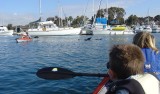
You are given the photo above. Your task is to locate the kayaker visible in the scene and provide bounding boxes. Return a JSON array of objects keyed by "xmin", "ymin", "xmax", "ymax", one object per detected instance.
[
  {"xmin": 26, "ymin": 32, "xmax": 31, "ymax": 39},
  {"xmin": 105, "ymin": 44, "xmax": 159, "ymax": 94},
  {"xmin": 133, "ymin": 32, "xmax": 160, "ymax": 79}
]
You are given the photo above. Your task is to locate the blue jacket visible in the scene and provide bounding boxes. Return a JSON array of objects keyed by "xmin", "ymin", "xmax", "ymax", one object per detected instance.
[{"xmin": 141, "ymin": 48, "xmax": 160, "ymax": 79}]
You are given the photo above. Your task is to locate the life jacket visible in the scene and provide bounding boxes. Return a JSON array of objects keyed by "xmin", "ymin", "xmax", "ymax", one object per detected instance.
[
  {"xmin": 131, "ymin": 73, "xmax": 160, "ymax": 94},
  {"xmin": 141, "ymin": 48, "xmax": 160, "ymax": 79},
  {"xmin": 106, "ymin": 73, "xmax": 160, "ymax": 94},
  {"xmin": 106, "ymin": 79, "xmax": 145, "ymax": 94}
]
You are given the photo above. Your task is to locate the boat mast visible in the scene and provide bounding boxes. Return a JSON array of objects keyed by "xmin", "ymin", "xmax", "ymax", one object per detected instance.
[
  {"xmin": 39, "ymin": 0, "xmax": 42, "ymax": 20},
  {"xmin": 92, "ymin": 0, "xmax": 95, "ymax": 19},
  {"xmin": 92, "ymin": 0, "xmax": 103, "ymax": 27},
  {"xmin": 61, "ymin": 7, "xmax": 63, "ymax": 27},
  {"xmin": 58, "ymin": 0, "xmax": 61, "ymax": 27},
  {"xmin": 83, "ymin": 0, "xmax": 89, "ymax": 26},
  {"xmin": 106, "ymin": 0, "xmax": 108, "ymax": 24},
  {"xmin": 148, "ymin": 9, "xmax": 150, "ymax": 25}
]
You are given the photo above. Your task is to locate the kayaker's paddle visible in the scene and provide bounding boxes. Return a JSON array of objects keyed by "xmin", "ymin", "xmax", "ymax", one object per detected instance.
[{"xmin": 36, "ymin": 67, "xmax": 108, "ymax": 80}]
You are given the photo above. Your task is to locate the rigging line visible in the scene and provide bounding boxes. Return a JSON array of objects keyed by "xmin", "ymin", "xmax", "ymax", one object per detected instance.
[
  {"xmin": 83, "ymin": 0, "xmax": 90, "ymax": 25},
  {"xmin": 92, "ymin": 0, "xmax": 103, "ymax": 27}
]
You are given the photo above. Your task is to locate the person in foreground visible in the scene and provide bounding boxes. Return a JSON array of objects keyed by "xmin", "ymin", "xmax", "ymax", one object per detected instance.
[
  {"xmin": 133, "ymin": 32, "xmax": 160, "ymax": 79},
  {"xmin": 105, "ymin": 44, "xmax": 159, "ymax": 94}
]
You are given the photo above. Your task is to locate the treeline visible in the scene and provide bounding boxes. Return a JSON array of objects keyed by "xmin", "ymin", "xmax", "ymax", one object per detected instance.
[
  {"xmin": 46, "ymin": 7, "xmax": 160, "ymax": 27},
  {"xmin": 7, "ymin": 7, "xmax": 160, "ymax": 29},
  {"xmin": 46, "ymin": 15, "xmax": 89, "ymax": 28}
]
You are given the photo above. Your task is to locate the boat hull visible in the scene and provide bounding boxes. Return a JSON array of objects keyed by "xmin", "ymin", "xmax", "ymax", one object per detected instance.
[
  {"xmin": 0, "ymin": 30, "xmax": 13, "ymax": 36},
  {"xmin": 81, "ymin": 28, "xmax": 134, "ymax": 35},
  {"xmin": 28, "ymin": 28, "xmax": 81, "ymax": 36},
  {"xmin": 0, "ymin": 26, "xmax": 14, "ymax": 35},
  {"xmin": 93, "ymin": 77, "xmax": 110, "ymax": 94},
  {"xmin": 16, "ymin": 38, "xmax": 32, "ymax": 43}
]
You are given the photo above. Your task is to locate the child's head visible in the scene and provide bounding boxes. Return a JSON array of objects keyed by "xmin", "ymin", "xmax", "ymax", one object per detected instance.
[
  {"xmin": 133, "ymin": 32, "xmax": 158, "ymax": 52},
  {"xmin": 107, "ymin": 44, "xmax": 144, "ymax": 80}
]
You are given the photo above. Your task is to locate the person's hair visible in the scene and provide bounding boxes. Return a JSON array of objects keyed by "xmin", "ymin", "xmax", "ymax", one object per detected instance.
[
  {"xmin": 133, "ymin": 32, "xmax": 158, "ymax": 53},
  {"xmin": 108, "ymin": 44, "xmax": 144, "ymax": 79}
]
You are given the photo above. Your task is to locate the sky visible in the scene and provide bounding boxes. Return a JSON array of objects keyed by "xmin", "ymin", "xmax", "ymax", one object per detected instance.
[{"xmin": 0, "ymin": 0, "xmax": 160, "ymax": 26}]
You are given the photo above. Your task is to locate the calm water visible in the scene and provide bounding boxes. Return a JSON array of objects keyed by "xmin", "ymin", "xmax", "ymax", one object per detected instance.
[{"xmin": 0, "ymin": 34, "xmax": 160, "ymax": 94}]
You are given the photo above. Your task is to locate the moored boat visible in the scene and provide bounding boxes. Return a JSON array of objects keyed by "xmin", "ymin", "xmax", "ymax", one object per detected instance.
[
  {"xmin": 0, "ymin": 26, "xmax": 13, "ymax": 35},
  {"xmin": 111, "ymin": 25, "xmax": 126, "ymax": 31},
  {"xmin": 27, "ymin": 21, "xmax": 81, "ymax": 36}
]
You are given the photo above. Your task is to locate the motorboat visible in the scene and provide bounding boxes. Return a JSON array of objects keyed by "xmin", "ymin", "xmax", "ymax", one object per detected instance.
[
  {"xmin": 80, "ymin": 18, "xmax": 134, "ymax": 35},
  {"xmin": 0, "ymin": 26, "xmax": 13, "ymax": 35},
  {"xmin": 80, "ymin": 24, "xmax": 93, "ymax": 35},
  {"xmin": 16, "ymin": 35, "xmax": 32, "ymax": 43},
  {"xmin": 81, "ymin": 27, "xmax": 134, "ymax": 35},
  {"xmin": 111, "ymin": 25, "xmax": 126, "ymax": 31},
  {"xmin": 134, "ymin": 26, "xmax": 144, "ymax": 33},
  {"xmin": 27, "ymin": 21, "xmax": 81, "ymax": 36},
  {"xmin": 152, "ymin": 25, "xmax": 160, "ymax": 33},
  {"xmin": 134, "ymin": 25, "xmax": 152, "ymax": 33},
  {"xmin": 143, "ymin": 25, "xmax": 152, "ymax": 32}
]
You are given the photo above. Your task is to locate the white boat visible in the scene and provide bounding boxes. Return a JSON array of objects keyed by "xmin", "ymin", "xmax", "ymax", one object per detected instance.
[
  {"xmin": 81, "ymin": 24, "xmax": 134, "ymax": 35},
  {"xmin": 27, "ymin": 21, "xmax": 81, "ymax": 36},
  {"xmin": 134, "ymin": 25, "xmax": 152, "ymax": 33},
  {"xmin": 80, "ymin": 15, "xmax": 134, "ymax": 35},
  {"xmin": 0, "ymin": 26, "xmax": 13, "ymax": 35},
  {"xmin": 143, "ymin": 25, "xmax": 152, "ymax": 32},
  {"xmin": 80, "ymin": 24, "xmax": 93, "ymax": 35},
  {"xmin": 134, "ymin": 26, "xmax": 144, "ymax": 33},
  {"xmin": 152, "ymin": 25, "xmax": 160, "ymax": 33}
]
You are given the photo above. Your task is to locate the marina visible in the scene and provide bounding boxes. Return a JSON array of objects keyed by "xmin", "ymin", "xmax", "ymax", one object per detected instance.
[{"xmin": 0, "ymin": 0, "xmax": 160, "ymax": 93}]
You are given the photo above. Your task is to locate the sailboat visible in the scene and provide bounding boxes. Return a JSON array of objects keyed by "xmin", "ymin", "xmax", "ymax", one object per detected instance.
[
  {"xmin": 134, "ymin": 9, "xmax": 152, "ymax": 33},
  {"xmin": 80, "ymin": 0, "xmax": 134, "ymax": 35},
  {"xmin": 27, "ymin": 0, "xmax": 81, "ymax": 36}
]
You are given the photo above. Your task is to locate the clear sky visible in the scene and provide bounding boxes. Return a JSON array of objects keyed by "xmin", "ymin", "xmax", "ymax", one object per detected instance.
[{"xmin": 0, "ymin": 0, "xmax": 160, "ymax": 26}]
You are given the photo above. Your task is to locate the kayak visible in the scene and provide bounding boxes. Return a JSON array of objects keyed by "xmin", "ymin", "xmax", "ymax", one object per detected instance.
[
  {"xmin": 93, "ymin": 76, "xmax": 110, "ymax": 94},
  {"xmin": 16, "ymin": 35, "xmax": 32, "ymax": 43}
]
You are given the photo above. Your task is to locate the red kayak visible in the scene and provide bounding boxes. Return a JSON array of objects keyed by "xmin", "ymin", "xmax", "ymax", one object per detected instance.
[
  {"xmin": 93, "ymin": 77, "xmax": 110, "ymax": 94},
  {"xmin": 16, "ymin": 35, "xmax": 32, "ymax": 43}
]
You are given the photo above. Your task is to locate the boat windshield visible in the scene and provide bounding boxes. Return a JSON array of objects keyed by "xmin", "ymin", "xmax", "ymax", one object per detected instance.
[
  {"xmin": 29, "ymin": 23, "xmax": 39, "ymax": 29},
  {"xmin": 0, "ymin": 29, "xmax": 4, "ymax": 31}
]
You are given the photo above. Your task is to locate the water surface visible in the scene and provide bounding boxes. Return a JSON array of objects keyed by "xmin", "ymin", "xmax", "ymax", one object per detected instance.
[{"xmin": 0, "ymin": 34, "xmax": 159, "ymax": 94}]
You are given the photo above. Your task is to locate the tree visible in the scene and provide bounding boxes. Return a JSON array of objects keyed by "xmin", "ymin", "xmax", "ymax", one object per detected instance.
[
  {"xmin": 7, "ymin": 24, "xmax": 13, "ymax": 30},
  {"xmin": 95, "ymin": 7, "xmax": 126, "ymax": 25},
  {"xmin": 126, "ymin": 15, "xmax": 138, "ymax": 26},
  {"xmin": 96, "ymin": 9, "xmax": 105, "ymax": 18},
  {"xmin": 68, "ymin": 16, "xmax": 73, "ymax": 26},
  {"xmin": 71, "ymin": 15, "xmax": 88, "ymax": 28},
  {"xmin": 154, "ymin": 15, "xmax": 160, "ymax": 22},
  {"xmin": 108, "ymin": 7, "xmax": 126, "ymax": 24}
]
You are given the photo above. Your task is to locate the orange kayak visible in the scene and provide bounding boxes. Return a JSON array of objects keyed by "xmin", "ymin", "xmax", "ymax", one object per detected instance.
[
  {"xmin": 93, "ymin": 77, "xmax": 110, "ymax": 94},
  {"xmin": 16, "ymin": 35, "xmax": 32, "ymax": 43}
]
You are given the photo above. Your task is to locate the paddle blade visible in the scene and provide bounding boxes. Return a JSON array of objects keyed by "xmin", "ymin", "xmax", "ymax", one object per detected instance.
[{"xmin": 36, "ymin": 67, "xmax": 75, "ymax": 80}]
